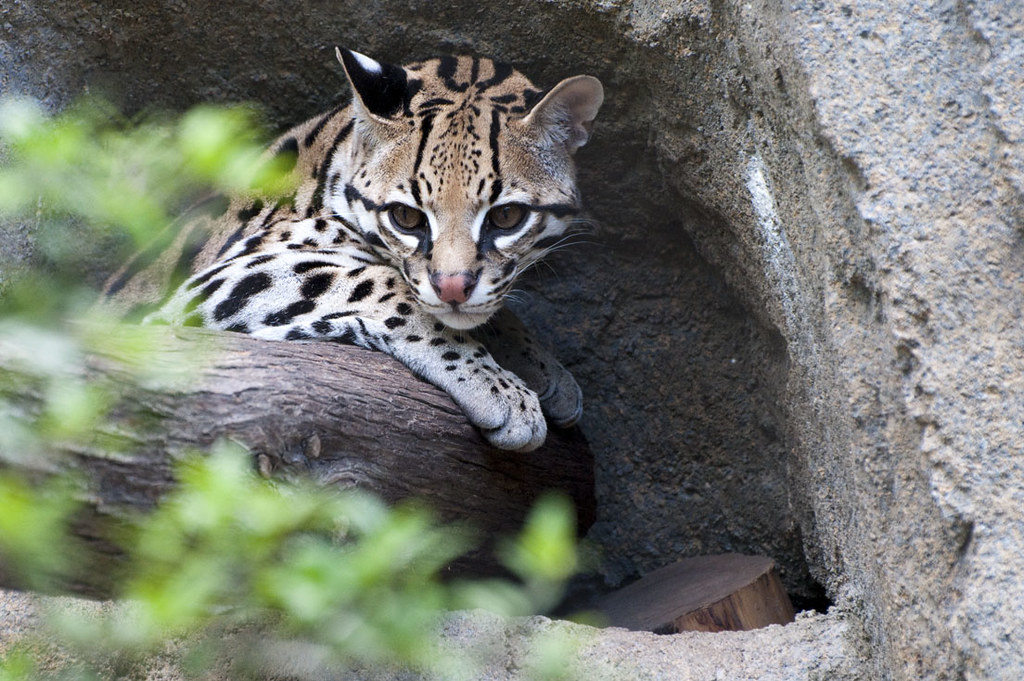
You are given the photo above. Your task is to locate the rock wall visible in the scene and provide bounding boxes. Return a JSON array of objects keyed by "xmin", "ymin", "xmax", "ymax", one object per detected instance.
[{"xmin": 2, "ymin": 0, "xmax": 1022, "ymax": 678}]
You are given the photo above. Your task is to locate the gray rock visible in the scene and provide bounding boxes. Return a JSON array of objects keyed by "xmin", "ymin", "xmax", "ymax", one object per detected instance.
[
  {"xmin": 0, "ymin": 589, "xmax": 865, "ymax": 680},
  {"xmin": 2, "ymin": 0, "xmax": 1022, "ymax": 677}
]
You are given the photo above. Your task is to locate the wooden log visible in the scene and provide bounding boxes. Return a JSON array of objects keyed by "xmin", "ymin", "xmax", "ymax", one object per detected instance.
[
  {"xmin": 0, "ymin": 325, "xmax": 594, "ymax": 597},
  {"xmin": 595, "ymin": 554, "xmax": 796, "ymax": 633}
]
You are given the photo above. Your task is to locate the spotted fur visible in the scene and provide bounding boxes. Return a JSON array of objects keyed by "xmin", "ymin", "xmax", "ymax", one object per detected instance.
[{"xmin": 101, "ymin": 50, "xmax": 603, "ymax": 452}]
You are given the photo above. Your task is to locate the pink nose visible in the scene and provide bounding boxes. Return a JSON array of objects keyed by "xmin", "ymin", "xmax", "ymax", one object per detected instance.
[{"xmin": 429, "ymin": 270, "xmax": 478, "ymax": 305}]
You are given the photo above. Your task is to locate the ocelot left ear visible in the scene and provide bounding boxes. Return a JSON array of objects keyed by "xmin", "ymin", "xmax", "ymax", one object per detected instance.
[
  {"xmin": 336, "ymin": 47, "xmax": 410, "ymax": 120},
  {"xmin": 520, "ymin": 75, "xmax": 604, "ymax": 153}
]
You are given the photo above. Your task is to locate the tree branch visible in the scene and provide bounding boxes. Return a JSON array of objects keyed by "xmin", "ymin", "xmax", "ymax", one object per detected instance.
[{"xmin": 0, "ymin": 325, "xmax": 594, "ymax": 596}]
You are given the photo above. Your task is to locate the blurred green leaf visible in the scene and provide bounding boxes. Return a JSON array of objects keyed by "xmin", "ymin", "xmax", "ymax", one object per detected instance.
[
  {"xmin": 0, "ymin": 647, "xmax": 38, "ymax": 681},
  {"xmin": 501, "ymin": 492, "xmax": 578, "ymax": 583},
  {"xmin": 0, "ymin": 473, "xmax": 80, "ymax": 589},
  {"xmin": 0, "ymin": 95, "xmax": 296, "ymax": 254}
]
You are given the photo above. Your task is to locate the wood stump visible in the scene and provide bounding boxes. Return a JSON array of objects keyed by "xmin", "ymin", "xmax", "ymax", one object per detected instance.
[
  {"xmin": 0, "ymin": 325, "xmax": 594, "ymax": 597},
  {"xmin": 595, "ymin": 554, "xmax": 796, "ymax": 633}
]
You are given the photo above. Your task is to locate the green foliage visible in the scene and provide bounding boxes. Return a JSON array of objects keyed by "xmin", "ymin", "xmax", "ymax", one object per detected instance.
[
  {"xmin": 0, "ymin": 94, "xmax": 294, "ymax": 458},
  {"xmin": 0, "ymin": 97, "xmax": 586, "ymax": 679},
  {"xmin": 0, "ymin": 96, "xmax": 295, "ymax": 323},
  {"xmin": 1, "ymin": 445, "xmax": 582, "ymax": 678},
  {"xmin": 0, "ymin": 98, "xmax": 294, "ymax": 247},
  {"xmin": 0, "ymin": 649, "xmax": 37, "ymax": 681},
  {"xmin": 0, "ymin": 473, "xmax": 81, "ymax": 591}
]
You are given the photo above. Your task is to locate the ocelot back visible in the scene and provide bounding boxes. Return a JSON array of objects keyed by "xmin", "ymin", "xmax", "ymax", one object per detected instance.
[{"xmin": 100, "ymin": 49, "xmax": 603, "ymax": 452}]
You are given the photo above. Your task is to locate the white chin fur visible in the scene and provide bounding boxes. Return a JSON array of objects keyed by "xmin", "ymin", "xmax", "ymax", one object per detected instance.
[{"xmin": 435, "ymin": 309, "xmax": 495, "ymax": 330}]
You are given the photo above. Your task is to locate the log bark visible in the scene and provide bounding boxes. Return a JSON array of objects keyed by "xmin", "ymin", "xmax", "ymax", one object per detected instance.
[
  {"xmin": 0, "ymin": 325, "xmax": 594, "ymax": 597},
  {"xmin": 595, "ymin": 554, "xmax": 795, "ymax": 633}
]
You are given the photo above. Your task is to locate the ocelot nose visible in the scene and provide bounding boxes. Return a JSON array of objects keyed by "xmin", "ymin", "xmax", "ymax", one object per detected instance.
[{"xmin": 428, "ymin": 269, "xmax": 478, "ymax": 306}]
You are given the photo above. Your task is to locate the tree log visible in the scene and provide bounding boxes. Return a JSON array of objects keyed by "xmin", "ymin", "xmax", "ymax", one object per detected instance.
[
  {"xmin": 595, "ymin": 554, "xmax": 795, "ymax": 633},
  {"xmin": 0, "ymin": 325, "xmax": 594, "ymax": 597}
]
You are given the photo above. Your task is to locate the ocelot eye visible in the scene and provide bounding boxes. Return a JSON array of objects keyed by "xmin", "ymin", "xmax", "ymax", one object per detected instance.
[
  {"xmin": 388, "ymin": 204, "xmax": 427, "ymax": 233},
  {"xmin": 486, "ymin": 204, "xmax": 529, "ymax": 231}
]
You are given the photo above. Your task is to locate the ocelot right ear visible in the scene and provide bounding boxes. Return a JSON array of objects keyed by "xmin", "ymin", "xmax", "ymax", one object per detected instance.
[
  {"xmin": 336, "ymin": 47, "xmax": 409, "ymax": 121},
  {"xmin": 519, "ymin": 75, "xmax": 604, "ymax": 153}
]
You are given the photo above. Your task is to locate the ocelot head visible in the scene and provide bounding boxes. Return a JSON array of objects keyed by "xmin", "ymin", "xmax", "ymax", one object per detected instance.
[{"xmin": 330, "ymin": 49, "xmax": 603, "ymax": 330}]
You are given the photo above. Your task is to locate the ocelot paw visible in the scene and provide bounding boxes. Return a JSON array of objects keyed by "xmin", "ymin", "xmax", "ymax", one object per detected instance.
[
  {"xmin": 453, "ymin": 373, "xmax": 547, "ymax": 452},
  {"xmin": 537, "ymin": 363, "xmax": 583, "ymax": 429},
  {"xmin": 475, "ymin": 324, "xmax": 582, "ymax": 429}
]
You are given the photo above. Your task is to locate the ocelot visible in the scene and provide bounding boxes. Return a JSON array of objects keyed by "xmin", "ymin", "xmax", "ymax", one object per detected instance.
[{"xmin": 100, "ymin": 49, "xmax": 604, "ymax": 452}]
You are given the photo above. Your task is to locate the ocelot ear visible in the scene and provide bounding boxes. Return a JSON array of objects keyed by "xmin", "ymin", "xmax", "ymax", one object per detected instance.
[
  {"xmin": 336, "ymin": 47, "xmax": 409, "ymax": 120},
  {"xmin": 520, "ymin": 75, "xmax": 604, "ymax": 153}
]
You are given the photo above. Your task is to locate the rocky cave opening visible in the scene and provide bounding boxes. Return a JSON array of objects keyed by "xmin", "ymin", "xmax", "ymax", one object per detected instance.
[{"xmin": 3, "ymin": 0, "xmax": 843, "ymax": 628}]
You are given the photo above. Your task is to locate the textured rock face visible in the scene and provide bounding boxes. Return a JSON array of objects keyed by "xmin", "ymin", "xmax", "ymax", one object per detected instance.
[
  {"xmin": 0, "ymin": 590, "xmax": 864, "ymax": 681},
  {"xmin": 2, "ymin": 0, "xmax": 1022, "ymax": 678}
]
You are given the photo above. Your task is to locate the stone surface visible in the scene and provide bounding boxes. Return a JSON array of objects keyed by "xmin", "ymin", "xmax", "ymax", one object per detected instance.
[
  {"xmin": 0, "ymin": 589, "xmax": 864, "ymax": 680},
  {"xmin": 2, "ymin": 0, "xmax": 1023, "ymax": 678}
]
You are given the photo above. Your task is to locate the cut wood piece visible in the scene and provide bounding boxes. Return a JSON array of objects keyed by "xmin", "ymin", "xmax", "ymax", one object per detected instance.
[
  {"xmin": 0, "ymin": 325, "xmax": 594, "ymax": 598},
  {"xmin": 595, "ymin": 554, "xmax": 796, "ymax": 633}
]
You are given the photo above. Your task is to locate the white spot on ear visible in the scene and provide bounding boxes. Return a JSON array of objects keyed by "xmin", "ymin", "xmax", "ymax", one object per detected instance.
[{"xmin": 351, "ymin": 50, "xmax": 382, "ymax": 75}]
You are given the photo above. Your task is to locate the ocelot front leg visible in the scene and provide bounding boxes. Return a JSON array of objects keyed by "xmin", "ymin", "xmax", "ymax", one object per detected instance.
[
  {"xmin": 150, "ymin": 250, "xmax": 547, "ymax": 452},
  {"xmin": 473, "ymin": 308, "xmax": 583, "ymax": 429},
  {"xmin": 314, "ymin": 301, "xmax": 549, "ymax": 452}
]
